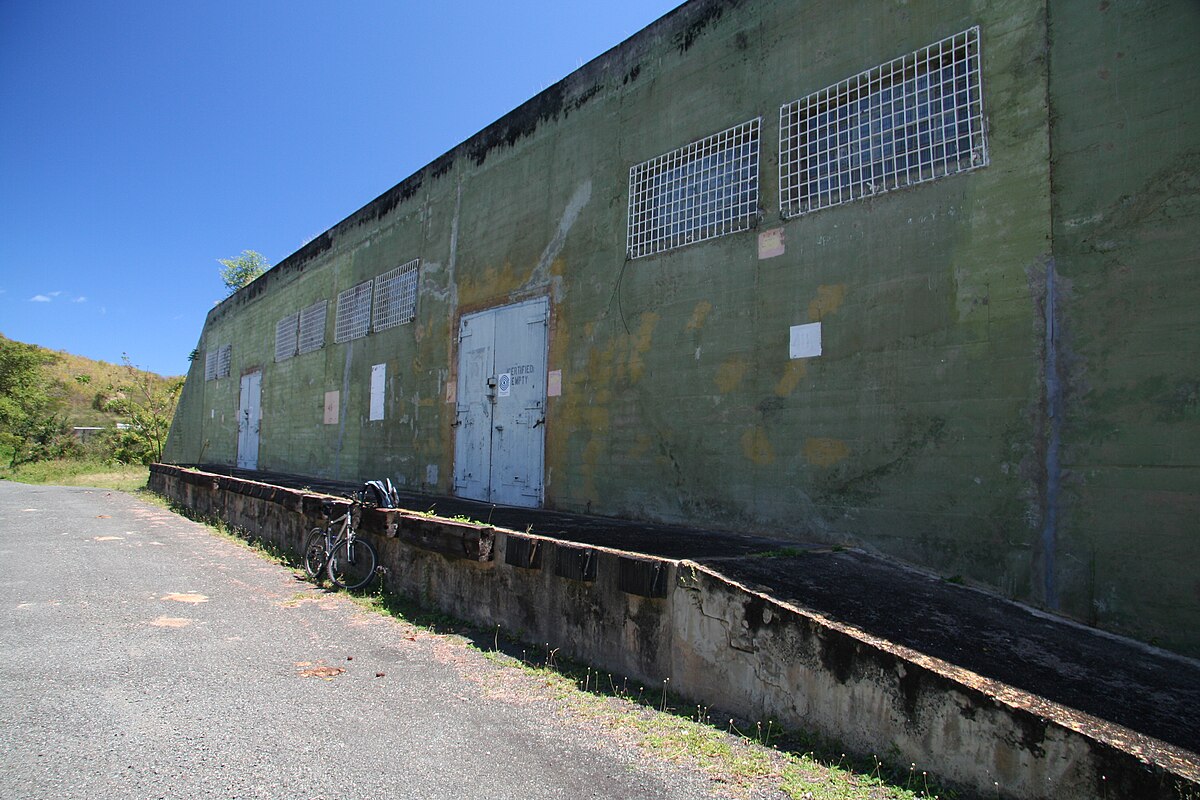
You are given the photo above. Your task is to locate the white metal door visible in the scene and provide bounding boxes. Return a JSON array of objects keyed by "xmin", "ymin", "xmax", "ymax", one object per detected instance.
[
  {"xmin": 237, "ymin": 371, "xmax": 261, "ymax": 470},
  {"xmin": 453, "ymin": 297, "xmax": 548, "ymax": 507}
]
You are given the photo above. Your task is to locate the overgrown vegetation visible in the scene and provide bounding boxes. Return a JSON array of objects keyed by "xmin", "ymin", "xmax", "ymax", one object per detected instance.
[
  {"xmin": 218, "ymin": 250, "xmax": 269, "ymax": 295},
  {"xmin": 0, "ymin": 333, "xmax": 182, "ymax": 473}
]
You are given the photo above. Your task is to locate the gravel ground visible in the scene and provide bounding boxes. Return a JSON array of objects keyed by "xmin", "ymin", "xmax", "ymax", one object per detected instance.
[{"xmin": 0, "ymin": 482, "xmax": 749, "ymax": 800}]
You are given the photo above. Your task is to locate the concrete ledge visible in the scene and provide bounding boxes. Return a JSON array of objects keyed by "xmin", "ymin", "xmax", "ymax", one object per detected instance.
[{"xmin": 148, "ymin": 464, "xmax": 1199, "ymax": 799}]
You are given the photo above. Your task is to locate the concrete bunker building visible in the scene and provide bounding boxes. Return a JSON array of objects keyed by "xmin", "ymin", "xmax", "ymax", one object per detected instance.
[{"xmin": 164, "ymin": 0, "xmax": 1200, "ymax": 658}]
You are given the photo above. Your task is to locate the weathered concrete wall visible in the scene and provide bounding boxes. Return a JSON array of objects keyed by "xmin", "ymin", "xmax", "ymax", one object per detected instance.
[
  {"xmin": 149, "ymin": 464, "xmax": 1200, "ymax": 800},
  {"xmin": 1045, "ymin": 0, "xmax": 1200, "ymax": 656},
  {"xmin": 163, "ymin": 0, "xmax": 1199, "ymax": 656}
]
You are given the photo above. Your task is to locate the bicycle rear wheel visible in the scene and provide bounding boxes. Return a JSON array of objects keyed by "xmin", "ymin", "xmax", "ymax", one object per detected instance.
[
  {"xmin": 327, "ymin": 537, "xmax": 377, "ymax": 590},
  {"xmin": 303, "ymin": 528, "xmax": 329, "ymax": 579}
]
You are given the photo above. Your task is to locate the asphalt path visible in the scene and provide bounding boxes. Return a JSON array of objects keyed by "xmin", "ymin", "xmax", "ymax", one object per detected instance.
[{"xmin": 0, "ymin": 482, "xmax": 727, "ymax": 800}]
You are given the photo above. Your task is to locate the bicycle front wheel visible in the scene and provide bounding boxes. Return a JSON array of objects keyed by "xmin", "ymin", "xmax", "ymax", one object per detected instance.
[
  {"xmin": 302, "ymin": 528, "xmax": 329, "ymax": 579},
  {"xmin": 327, "ymin": 537, "xmax": 378, "ymax": 590}
]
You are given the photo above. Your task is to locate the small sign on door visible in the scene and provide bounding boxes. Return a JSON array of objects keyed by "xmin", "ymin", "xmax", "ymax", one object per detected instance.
[{"xmin": 497, "ymin": 373, "xmax": 512, "ymax": 397}]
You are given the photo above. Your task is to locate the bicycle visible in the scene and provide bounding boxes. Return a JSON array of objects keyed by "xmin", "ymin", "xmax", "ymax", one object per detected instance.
[{"xmin": 302, "ymin": 494, "xmax": 378, "ymax": 590}]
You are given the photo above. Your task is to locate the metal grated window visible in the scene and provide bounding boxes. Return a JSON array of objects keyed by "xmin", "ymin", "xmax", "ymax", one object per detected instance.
[
  {"xmin": 275, "ymin": 312, "xmax": 299, "ymax": 362},
  {"xmin": 627, "ymin": 117, "xmax": 760, "ymax": 259},
  {"xmin": 204, "ymin": 348, "xmax": 218, "ymax": 381},
  {"xmin": 217, "ymin": 344, "xmax": 232, "ymax": 379},
  {"xmin": 780, "ymin": 27, "xmax": 986, "ymax": 218},
  {"xmin": 372, "ymin": 259, "xmax": 420, "ymax": 332},
  {"xmin": 334, "ymin": 280, "xmax": 373, "ymax": 343},
  {"xmin": 298, "ymin": 300, "xmax": 327, "ymax": 354}
]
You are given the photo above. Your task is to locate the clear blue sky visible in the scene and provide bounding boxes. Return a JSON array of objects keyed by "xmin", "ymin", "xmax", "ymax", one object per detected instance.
[{"xmin": 0, "ymin": 1, "xmax": 681, "ymax": 377}]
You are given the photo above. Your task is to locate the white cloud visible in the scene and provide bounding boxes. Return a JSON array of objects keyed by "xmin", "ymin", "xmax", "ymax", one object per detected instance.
[
  {"xmin": 74, "ymin": 296, "xmax": 87, "ymax": 303},
  {"xmin": 30, "ymin": 294, "xmax": 52, "ymax": 302}
]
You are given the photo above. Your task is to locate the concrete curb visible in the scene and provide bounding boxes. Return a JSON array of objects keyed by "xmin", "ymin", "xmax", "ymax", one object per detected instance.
[{"xmin": 149, "ymin": 463, "xmax": 1199, "ymax": 799}]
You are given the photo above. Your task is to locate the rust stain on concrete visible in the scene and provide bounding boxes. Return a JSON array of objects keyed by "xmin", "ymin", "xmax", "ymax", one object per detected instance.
[
  {"xmin": 150, "ymin": 616, "xmax": 192, "ymax": 628},
  {"xmin": 628, "ymin": 312, "xmax": 660, "ymax": 383},
  {"xmin": 685, "ymin": 300, "xmax": 713, "ymax": 332},
  {"xmin": 808, "ymin": 283, "xmax": 847, "ymax": 321},
  {"xmin": 742, "ymin": 426, "xmax": 776, "ymax": 465},
  {"xmin": 804, "ymin": 437, "xmax": 851, "ymax": 466},
  {"xmin": 715, "ymin": 358, "xmax": 747, "ymax": 393},
  {"xmin": 774, "ymin": 360, "xmax": 808, "ymax": 397}
]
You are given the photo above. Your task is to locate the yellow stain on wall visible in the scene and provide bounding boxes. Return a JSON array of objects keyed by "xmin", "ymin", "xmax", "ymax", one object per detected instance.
[
  {"xmin": 457, "ymin": 261, "xmax": 520, "ymax": 308},
  {"xmin": 804, "ymin": 437, "xmax": 850, "ymax": 467},
  {"xmin": 628, "ymin": 312, "xmax": 659, "ymax": 383},
  {"xmin": 685, "ymin": 300, "xmax": 713, "ymax": 332},
  {"xmin": 808, "ymin": 283, "xmax": 847, "ymax": 321},
  {"xmin": 715, "ymin": 357, "xmax": 747, "ymax": 393},
  {"xmin": 741, "ymin": 426, "xmax": 775, "ymax": 465},
  {"xmin": 774, "ymin": 360, "xmax": 808, "ymax": 397},
  {"xmin": 630, "ymin": 432, "xmax": 653, "ymax": 459}
]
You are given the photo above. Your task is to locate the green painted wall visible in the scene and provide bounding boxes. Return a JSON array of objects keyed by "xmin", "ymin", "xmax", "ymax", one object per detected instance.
[
  {"xmin": 1048, "ymin": 0, "xmax": 1200, "ymax": 653},
  {"xmin": 163, "ymin": 0, "xmax": 1199, "ymax": 655}
]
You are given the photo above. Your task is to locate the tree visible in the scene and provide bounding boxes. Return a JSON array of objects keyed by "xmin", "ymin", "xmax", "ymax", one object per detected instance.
[
  {"xmin": 218, "ymin": 250, "xmax": 269, "ymax": 295},
  {"xmin": 100, "ymin": 355, "xmax": 184, "ymax": 465},
  {"xmin": 0, "ymin": 336, "xmax": 72, "ymax": 467}
]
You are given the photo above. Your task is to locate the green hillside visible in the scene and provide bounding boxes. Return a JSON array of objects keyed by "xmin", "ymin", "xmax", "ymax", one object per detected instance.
[{"xmin": 0, "ymin": 333, "xmax": 181, "ymax": 429}]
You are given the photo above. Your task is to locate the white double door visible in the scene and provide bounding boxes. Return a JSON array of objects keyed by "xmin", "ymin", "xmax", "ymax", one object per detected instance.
[{"xmin": 453, "ymin": 297, "xmax": 548, "ymax": 507}]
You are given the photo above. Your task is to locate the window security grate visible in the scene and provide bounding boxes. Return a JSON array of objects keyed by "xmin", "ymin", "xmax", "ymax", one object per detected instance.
[
  {"xmin": 334, "ymin": 281, "xmax": 373, "ymax": 343},
  {"xmin": 627, "ymin": 118, "xmax": 760, "ymax": 259},
  {"xmin": 217, "ymin": 344, "xmax": 232, "ymax": 379},
  {"xmin": 204, "ymin": 349, "xmax": 218, "ymax": 381},
  {"xmin": 298, "ymin": 300, "xmax": 327, "ymax": 354},
  {"xmin": 780, "ymin": 26, "xmax": 986, "ymax": 218},
  {"xmin": 275, "ymin": 312, "xmax": 299, "ymax": 362},
  {"xmin": 372, "ymin": 259, "xmax": 420, "ymax": 332}
]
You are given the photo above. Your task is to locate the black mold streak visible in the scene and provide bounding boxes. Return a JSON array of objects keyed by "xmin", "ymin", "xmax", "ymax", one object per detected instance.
[
  {"xmin": 372, "ymin": 174, "xmax": 425, "ymax": 223},
  {"xmin": 570, "ymin": 83, "xmax": 603, "ymax": 113},
  {"xmin": 431, "ymin": 152, "xmax": 455, "ymax": 180},
  {"xmin": 674, "ymin": 0, "xmax": 742, "ymax": 54},
  {"xmin": 623, "ymin": 64, "xmax": 642, "ymax": 85},
  {"xmin": 819, "ymin": 630, "xmax": 856, "ymax": 684},
  {"xmin": 469, "ymin": 83, "xmax": 567, "ymax": 167}
]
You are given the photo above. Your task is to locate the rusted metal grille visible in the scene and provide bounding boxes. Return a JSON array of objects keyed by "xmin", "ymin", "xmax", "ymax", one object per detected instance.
[{"xmin": 780, "ymin": 26, "xmax": 986, "ymax": 218}]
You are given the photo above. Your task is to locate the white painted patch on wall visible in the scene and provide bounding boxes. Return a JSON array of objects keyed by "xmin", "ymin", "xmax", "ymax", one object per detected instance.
[
  {"xmin": 426, "ymin": 464, "xmax": 438, "ymax": 487},
  {"xmin": 324, "ymin": 391, "xmax": 339, "ymax": 424},
  {"xmin": 547, "ymin": 370, "xmax": 562, "ymax": 397},
  {"xmin": 526, "ymin": 179, "xmax": 592, "ymax": 300},
  {"xmin": 758, "ymin": 228, "xmax": 785, "ymax": 259},
  {"xmin": 789, "ymin": 322, "xmax": 822, "ymax": 359},
  {"xmin": 369, "ymin": 363, "xmax": 386, "ymax": 421}
]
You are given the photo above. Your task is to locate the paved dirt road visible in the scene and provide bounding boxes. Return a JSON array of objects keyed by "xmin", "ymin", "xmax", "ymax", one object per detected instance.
[{"xmin": 0, "ymin": 482, "xmax": 726, "ymax": 799}]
